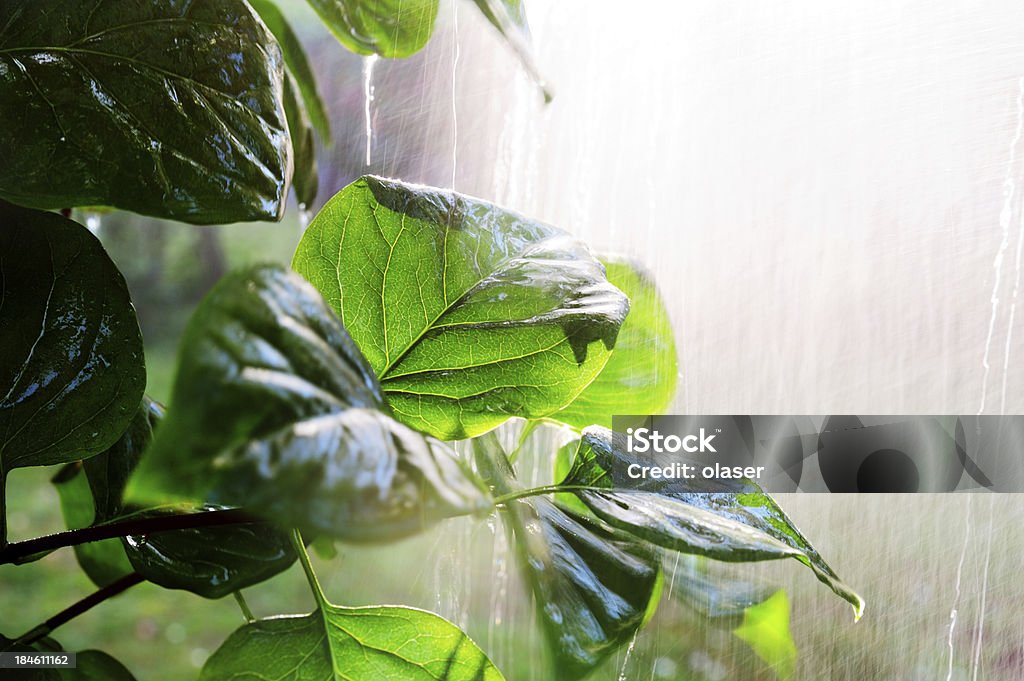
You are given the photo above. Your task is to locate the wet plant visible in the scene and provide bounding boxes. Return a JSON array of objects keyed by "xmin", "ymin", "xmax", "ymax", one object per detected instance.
[{"xmin": 0, "ymin": 1, "xmax": 861, "ymax": 679}]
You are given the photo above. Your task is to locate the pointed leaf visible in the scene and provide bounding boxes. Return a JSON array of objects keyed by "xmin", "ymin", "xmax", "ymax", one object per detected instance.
[
  {"xmin": 0, "ymin": 202, "xmax": 145, "ymax": 475},
  {"xmin": 128, "ymin": 265, "xmax": 490, "ymax": 540},
  {"xmin": 305, "ymin": 0, "xmax": 439, "ymax": 58},
  {"xmin": 248, "ymin": 0, "xmax": 331, "ymax": 141},
  {"xmin": 292, "ymin": 176, "xmax": 629, "ymax": 440},
  {"xmin": 0, "ymin": 0, "xmax": 291, "ymax": 223},
  {"xmin": 561, "ymin": 427, "xmax": 864, "ymax": 619},
  {"xmin": 200, "ymin": 604, "xmax": 504, "ymax": 681},
  {"xmin": 733, "ymin": 591, "xmax": 797, "ymax": 680},
  {"xmin": 472, "ymin": 0, "xmax": 552, "ymax": 103},
  {"xmin": 553, "ymin": 258, "xmax": 678, "ymax": 429},
  {"xmin": 475, "ymin": 434, "xmax": 659, "ymax": 679}
]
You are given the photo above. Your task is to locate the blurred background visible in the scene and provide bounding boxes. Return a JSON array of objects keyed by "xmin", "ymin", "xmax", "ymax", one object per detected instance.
[{"xmin": 3, "ymin": 1, "xmax": 1024, "ymax": 679}]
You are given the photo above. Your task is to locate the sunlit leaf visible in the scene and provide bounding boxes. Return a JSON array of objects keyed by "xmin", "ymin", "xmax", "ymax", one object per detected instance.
[
  {"xmin": 304, "ymin": 0, "xmax": 438, "ymax": 58},
  {"xmin": 0, "ymin": 202, "xmax": 144, "ymax": 479},
  {"xmin": 292, "ymin": 176, "xmax": 629, "ymax": 440},
  {"xmin": 128, "ymin": 265, "xmax": 490, "ymax": 540},
  {"xmin": 553, "ymin": 258, "xmax": 678, "ymax": 429},
  {"xmin": 733, "ymin": 590, "xmax": 797, "ymax": 680},
  {"xmin": 560, "ymin": 427, "xmax": 864, "ymax": 619},
  {"xmin": 0, "ymin": 0, "xmax": 291, "ymax": 223},
  {"xmin": 475, "ymin": 434, "xmax": 659, "ymax": 679},
  {"xmin": 200, "ymin": 604, "xmax": 504, "ymax": 681}
]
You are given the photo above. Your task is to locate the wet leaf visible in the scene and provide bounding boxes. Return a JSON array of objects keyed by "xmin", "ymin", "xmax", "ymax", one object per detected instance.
[
  {"xmin": 292, "ymin": 176, "xmax": 629, "ymax": 440},
  {"xmin": 0, "ymin": 202, "xmax": 144, "ymax": 477},
  {"xmin": 122, "ymin": 504, "xmax": 296, "ymax": 599},
  {"xmin": 201, "ymin": 603, "xmax": 503, "ymax": 681},
  {"xmin": 475, "ymin": 434, "xmax": 659, "ymax": 679},
  {"xmin": 733, "ymin": 591, "xmax": 797, "ymax": 680},
  {"xmin": 248, "ymin": 0, "xmax": 331, "ymax": 140},
  {"xmin": 553, "ymin": 258, "xmax": 678, "ymax": 429},
  {"xmin": 282, "ymin": 72, "xmax": 318, "ymax": 208},
  {"xmin": 560, "ymin": 427, "xmax": 864, "ymax": 619},
  {"xmin": 54, "ymin": 398, "xmax": 298, "ymax": 597},
  {"xmin": 667, "ymin": 554, "xmax": 775, "ymax": 624},
  {"xmin": 127, "ymin": 265, "xmax": 489, "ymax": 540},
  {"xmin": 472, "ymin": 0, "xmax": 552, "ymax": 103},
  {"xmin": 305, "ymin": 0, "xmax": 439, "ymax": 58},
  {"xmin": 0, "ymin": 0, "xmax": 291, "ymax": 223}
]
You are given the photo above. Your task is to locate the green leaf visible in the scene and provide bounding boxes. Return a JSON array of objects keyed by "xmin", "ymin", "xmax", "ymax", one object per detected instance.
[
  {"xmin": 0, "ymin": 637, "xmax": 137, "ymax": 681},
  {"xmin": 667, "ymin": 554, "xmax": 775, "ymax": 624},
  {"xmin": 247, "ymin": 0, "xmax": 331, "ymax": 141},
  {"xmin": 282, "ymin": 72, "xmax": 318, "ymax": 208},
  {"xmin": 733, "ymin": 590, "xmax": 797, "ymax": 681},
  {"xmin": 553, "ymin": 258, "xmax": 678, "ymax": 429},
  {"xmin": 292, "ymin": 176, "xmax": 629, "ymax": 440},
  {"xmin": 54, "ymin": 398, "xmax": 298, "ymax": 597},
  {"xmin": 0, "ymin": 202, "xmax": 144, "ymax": 474},
  {"xmin": 475, "ymin": 434, "xmax": 659, "ymax": 680},
  {"xmin": 472, "ymin": 0, "xmax": 552, "ymax": 103},
  {"xmin": 560, "ymin": 427, "xmax": 864, "ymax": 619},
  {"xmin": 200, "ymin": 605, "xmax": 504, "ymax": 681},
  {"xmin": 304, "ymin": 0, "xmax": 439, "ymax": 58},
  {"xmin": 121, "ymin": 504, "xmax": 296, "ymax": 599},
  {"xmin": 127, "ymin": 265, "xmax": 490, "ymax": 540},
  {"xmin": 0, "ymin": 0, "xmax": 291, "ymax": 223}
]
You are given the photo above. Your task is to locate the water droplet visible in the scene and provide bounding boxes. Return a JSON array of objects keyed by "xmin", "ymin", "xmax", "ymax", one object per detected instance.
[{"xmin": 85, "ymin": 212, "xmax": 101, "ymax": 234}]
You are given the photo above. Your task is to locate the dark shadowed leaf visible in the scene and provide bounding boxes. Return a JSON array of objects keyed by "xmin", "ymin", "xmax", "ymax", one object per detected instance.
[
  {"xmin": 304, "ymin": 0, "xmax": 439, "ymax": 58},
  {"xmin": 0, "ymin": 0, "xmax": 291, "ymax": 223},
  {"xmin": 474, "ymin": 434, "xmax": 659, "ymax": 680},
  {"xmin": 667, "ymin": 553, "xmax": 775, "ymax": 624},
  {"xmin": 553, "ymin": 258, "xmax": 678, "ymax": 429},
  {"xmin": 127, "ymin": 265, "xmax": 489, "ymax": 540},
  {"xmin": 292, "ymin": 176, "xmax": 629, "ymax": 440},
  {"xmin": 200, "ymin": 604, "xmax": 504, "ymax": 681},
  {"xmin": 472, "ymin": 0, "xmax": 552, "ymax": 103},
  {"xmin": 560, "ymin": 427, "xmax": 864, "ymax": 618},
  {"xmin": 0, "ymin": 202, "xmax": 144, "ymax": 476},
  {"xmin": 248, "ymin": 0, "xmax": 331, "ymax": 140},
  {"xmin": 53, "ymin": 398, "xmax": 298, "ymax": 597},
  {"xmin": 282, "ymin": 72, "xmax": 318, "ymax": 208}
]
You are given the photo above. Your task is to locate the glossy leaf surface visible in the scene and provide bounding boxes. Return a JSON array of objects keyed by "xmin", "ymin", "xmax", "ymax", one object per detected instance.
[
  {"xmin": 305, "ymin": 0, "xmax": 439, "ymax": 58},
  {"xmin": 54, "ymin": 398, "xmax": 297, "ymax": 596},
  {"xmin": 293, "ymin": 176, "xmax": 629, "ymax": 440},
  {"xmin": 553, "ymin": 258, "xmax": 678, "ymax": 429},
  {"xmin": 0, "ymin": 0, "xmax": 291, "ymax": 223},
  {"xmin": 201, "ymin": 604, "xmax": 504, "ymax": 681},
  {"xmin": 128, "ymin": 265, "xmax": 489, "ymax": 540},
  {"xmin": 0, "ymin": 202, "xmax": 144, "ymax": 473},
  {"xmin": 561, "ymin": 427, "xmax": 864, "ymax": 618},
  {"xmin": 248, "ymin": 0, "xmax": 331, "ymax": 140},
  {"xmin": 475, "ymin": 434, "xmax": 659, "ymax": 679}
]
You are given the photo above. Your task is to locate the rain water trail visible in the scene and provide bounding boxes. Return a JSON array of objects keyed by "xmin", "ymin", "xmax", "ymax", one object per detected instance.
[
  {"xmin": 970, "ymin": 496, "xmax": 996, "ymax": 681},
  {"xmin": 946, "ymin": 494, "xmax": 973, "ymax": 681},
  {"xmin": 617, "ymin": 631, "xmax": 639, "ymax": 681},
  {"xmin": 449, "ymin": 0, "xmax": 460, "ymax": 189},
  {"xmin": 979, "ymin": 76, "xmax": 1024, "ymax": 415},
  {"xmin": 362, "ymin": 55, "xmax": 378, "ymax": 167}
]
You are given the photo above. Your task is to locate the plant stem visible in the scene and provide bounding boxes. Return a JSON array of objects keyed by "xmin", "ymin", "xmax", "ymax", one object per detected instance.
[
  {"xmin": 16, "ymin": 572, "xmax": 144, "ymax": 646},
  {"xmin": 290, "ymin": 529, "xmax": 327, "ymax": 607},
  {"xmin": 233, "ymin": 591, "xmax": 256, "ymax": 623},
  {"xmin": 492, "ymin": 484, "xmax": 598, "ymax": 506},
  {"xmin": 0, "ymin": 508, "xmax": 261, "ymax": 565}
]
